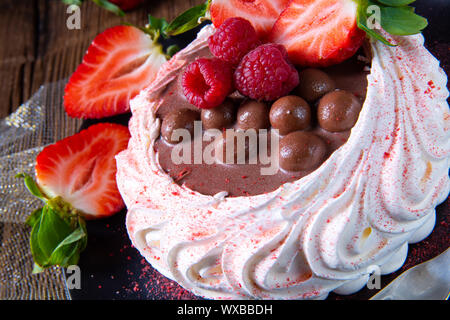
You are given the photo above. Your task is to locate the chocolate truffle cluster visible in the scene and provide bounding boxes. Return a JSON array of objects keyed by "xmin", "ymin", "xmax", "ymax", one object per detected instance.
[
  {"xmin": 274, "ymin": 68, "xmax": 362, "ymax": 171},
  {"xmin": 159, "ymin": 67, "xmax": 362, "ymax": 173}
]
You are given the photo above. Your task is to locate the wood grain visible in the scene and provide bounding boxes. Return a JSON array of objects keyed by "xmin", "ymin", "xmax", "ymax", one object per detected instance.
[{"xmin": 0, "ymin": 0, "xmax": 203, "ymax": 119}]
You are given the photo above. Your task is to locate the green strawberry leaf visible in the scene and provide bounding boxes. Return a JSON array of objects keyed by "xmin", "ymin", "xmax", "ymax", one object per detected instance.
[
  {"xmin": 62, "ymin": 0, "xmax": 83, "ymax": 6},
  {"xmin": 357, "ymin": 0, "xmax": 396, "ymax": 46},
  {"xmin": 32, "ymin": 263, "xmax": 45, "ymax": 274},
  {"xmin": 37, "ymin": 206, "xmax": 73, "ymax": 261},
  {"xmin": 29, "ymin": 211, "xmax": 47, "ymax": 271},
  {"xmin": 376, "ymin": 0, "xmax": 415, "ymax": 6},
  {"xmin": 62, "ymin": 0, "xmax": 125, "ymax": 16},
  {"xmin": 164, "ymin": 0, "xmax": 210, "ymax": 36},
  {"xmin": 148, "ymin": 15, "xmax": 169, "ymax": 31},
  {"xmin": 380, "ymin": 6, "xmax": 428, "ymax": 35},
  {"xmin": 48, "ymin": 226, "xmax": 87, "ymax": 267},
  {"xmin": 26, "ymin": 208, "xmax": 44, "ymax": 228},
  {"xmin": 143, "ymin": 1, "xmax": 211, "ymax": 56},
  {"xmin": 145, "ymin": 15, "xmax": 170, "ymax": 40},
  {"xmin": 90, "ymin": 0, "xmax": 125, "ymax": 17},
  {"xmin": 356, "ymin": 0, "xmax": 427, "ymax": 46},
  {"xmin": 18, "ymin": 173, "xmax": 88, "ymax": 273},
  {"xmin": 16, "ymin": 173, "xmax": 47, "ymax": 202},
  {"xmin": 166, "ymin": 44, "xmax": 181, "ymax": 58},
  {"xmin": 30, "ymin": 205, "xmax": 87, "ymax": 272},
  {"xmin": 78, "ymin": 216, "xmax": 88, "ymax": 251}
]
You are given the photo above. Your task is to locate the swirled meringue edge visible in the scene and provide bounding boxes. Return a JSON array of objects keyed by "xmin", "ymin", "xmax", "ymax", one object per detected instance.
[{"xmin": 116, "ymin": 25, "xmax": 450, "ymax": 300}]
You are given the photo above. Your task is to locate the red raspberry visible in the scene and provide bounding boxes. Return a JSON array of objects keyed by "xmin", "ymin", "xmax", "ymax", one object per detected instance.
[
  {"xmin": 208, "ymin": 17, "xmax": 260, "ymax": 66},
  {"xmin": 182, "ymin": 58, "xmax": 234, "ymax": 109},
  {"xmin": 234, "ymin": 44, "xmax": 299, "ymax": 101}
]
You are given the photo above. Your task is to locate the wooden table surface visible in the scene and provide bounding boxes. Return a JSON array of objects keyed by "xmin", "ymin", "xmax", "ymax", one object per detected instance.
[{"xmin": 0, "ymin": 0, "xmax": 203, "ymax": 119}]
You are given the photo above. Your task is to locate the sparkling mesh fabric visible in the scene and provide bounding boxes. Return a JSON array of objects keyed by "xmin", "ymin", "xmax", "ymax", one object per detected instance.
[{"xmin": 0, "ymin": 80, "xmax": 82, "ymax": 299}]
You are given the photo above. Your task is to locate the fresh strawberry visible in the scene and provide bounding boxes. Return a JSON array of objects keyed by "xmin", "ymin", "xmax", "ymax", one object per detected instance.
[
  {"xmin": 269, "ymin": 0, "xmax": 366, "ymax": 67},
  {"xmin": 209, "ymin": 0, "xmax": 291, "ymax": 40},
  {"xmin": 64, "ymin": 25, "xmax": 167, "ymax": 119},
  {"xmin": 109, "ymin": 0, "xmax": 144, "ymax": 11},
  {"xmin": 35, "ymin": 123, "xmax": 130, "ymax": 219}
]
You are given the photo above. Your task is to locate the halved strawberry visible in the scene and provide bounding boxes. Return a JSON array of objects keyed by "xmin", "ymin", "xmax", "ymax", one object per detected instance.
[
  {"xmin": 64, "ymin": 26, "xmax": 167, "ymax": 119},
  {"xmin": 209, "ymin": 0, "xmax": 291, "ymax": 40},
  {"xmin": 269, "ymin": 0, "xmax": 366, "ymax": 67},
  {"xmin": 35, "ymin": 123, "xmax": 130, "ymax": 219}
]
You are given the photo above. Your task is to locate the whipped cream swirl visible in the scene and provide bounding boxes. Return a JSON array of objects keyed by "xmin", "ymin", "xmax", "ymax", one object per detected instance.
[{"xmin": 116, "ymin": 25, "xmax": 450, "ymax": 299}]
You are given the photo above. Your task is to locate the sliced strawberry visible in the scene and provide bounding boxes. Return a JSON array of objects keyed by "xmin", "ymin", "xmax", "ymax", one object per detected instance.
[
  {"xmin": 35, "ymin": 123, "xmax": 130, "ymax": 219},
  {"xmin": 209, "ymin": 0, "xmax": 291, "ymax": 40},
  {"xmin": 269, "ymin": 0, "xmax": 366, "ymax": 67},
  {"xmin": 109, "ymin": 0, "xmax": 144, "ymax": 11},
  {"xmin": 64, "ymin": 26, "xmax": 167, "ymax": 119}
]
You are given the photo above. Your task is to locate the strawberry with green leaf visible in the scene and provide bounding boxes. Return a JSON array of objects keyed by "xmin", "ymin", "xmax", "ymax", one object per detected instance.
[
  {"xmin": 160, "ymin": 0, "xmax": 428, "ymax": 68},
  {"xmin": 63, "ymin": 1, "xmax": 215, "ymax": 119},
  {"xmin": 18, "ymin": 123, "xmax": 130, "ymax": 272},
  {"xmin": 146, "ymin": 1, "xmax": 211, "ymax": 38},
  {"xmin": 269, "ymin": 0, "xmax": 428, "ymax": 67},
  {"xmin": 357, "ymin": 0, "xmax": 428, "ymax": 43}
]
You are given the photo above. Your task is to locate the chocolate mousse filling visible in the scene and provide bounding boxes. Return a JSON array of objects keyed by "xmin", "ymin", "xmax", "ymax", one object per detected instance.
[{"xmin": 154, "ymin": 48, "xmax": 370, "ymax": 197}]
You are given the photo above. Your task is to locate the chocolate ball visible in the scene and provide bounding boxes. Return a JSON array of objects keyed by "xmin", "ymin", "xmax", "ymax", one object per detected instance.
[
  {"xmin": 214, "ymin": 130, "xmax": 257, "ymax": 164},
  {"xmin": 279, "ymin": 131, "xmax": 327, "ymax": 172},
  {"xmin": 295, "ymin": 69, "xmax": 336, "ymax": 102},
  {"xmin": 236, "ymin": 100, "xmax": 270, "ymax": 130},
  {"xmin": 161, "ymin": 109, "xmax": 199, "ymax": 144},
  {"xmin": 269, "ymin": 96, "xmax": 311, "ymax": 136},
  {"xmin": 201, "ymin": 99, "xmax": 235, "ymax": 130},
  {"xmin": 317, "ymin": 90, "xmax": 362, "ymax": 132}
]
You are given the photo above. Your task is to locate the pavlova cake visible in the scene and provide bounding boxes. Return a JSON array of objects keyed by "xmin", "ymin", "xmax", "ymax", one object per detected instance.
[{"xmin": 115, "ymin": 0, "xmax": 450, "ymax": 299}]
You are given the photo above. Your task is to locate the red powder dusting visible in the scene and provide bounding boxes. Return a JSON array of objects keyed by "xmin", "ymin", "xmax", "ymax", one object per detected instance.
[{"xmin": 329, "ymin": 199, "xmax": 449, "ymax": 300}]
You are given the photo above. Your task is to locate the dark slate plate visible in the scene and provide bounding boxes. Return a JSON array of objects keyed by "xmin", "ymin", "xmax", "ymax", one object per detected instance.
[{"xmin": 67, "ymin": 0, "xmax": 450, "ymax": 300}]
